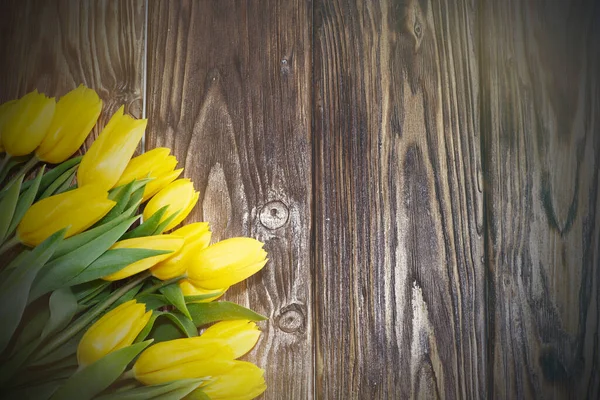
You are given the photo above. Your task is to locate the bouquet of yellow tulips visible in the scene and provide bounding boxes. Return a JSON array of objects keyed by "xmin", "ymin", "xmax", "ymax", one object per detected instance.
[{"xmin": 0, "ymin": 86, "xmax": 268, "ymax": 400}]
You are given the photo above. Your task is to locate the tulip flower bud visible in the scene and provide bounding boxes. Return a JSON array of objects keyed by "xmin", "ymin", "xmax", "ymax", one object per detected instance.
[
  {"xmin": 199, "ymin": 361, "xmax": 266, "ymax": 400},
  {"xmin": 77, "ymin": 105, "xmax": 146, "ymax": 190},
  {"xmin": 102, "ymin": 235, "xmax": 184, "ymax": 281},
  {"xmin": 133, "ymin": 338, "xmax": 235, "ymax": 386},
  {"xmin": 2, "ymin": 90, "xmax": 55, "ymax": 156},
  {"xmin": 187, "ymin": 238, "xmax": 268, "ymax": 289},
  {"xmin": 36, "ymin": 85, "xmax": 102, "ymax": 164},
  {"xmin": 143, "ymin": 178, "xmax": 199, "ymax": 232},
  {"xmin": 17, "ymin": 184, "xmax": 116, "ymax": 246},
  {"xmin": 179, "ymin": 279, "xmax": 227, "ymax": 303},
  {"xmin": 200, "ymin": 320, "xmax": 261, "ymax": 359},
  {"xmin": 77, "ymin": 300, "xmax": 152, "ymax": 367},
  {"xmin": 0, "ymin": 100, "xmax": 17, "ymax": 153},
  {"xmin": 150, "ymin": 222, "xmax": 211, "ymax": 280},
  {"xmin": 114, "ymin": 147, "xmax": 183, "ymax": 202}
]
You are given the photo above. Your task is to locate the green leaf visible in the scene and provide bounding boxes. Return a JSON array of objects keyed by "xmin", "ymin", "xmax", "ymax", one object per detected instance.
[
  {"xmin": 108, "ymin": 283, "xmax": 145, "ymax": 310},
  {"xmin": 153, "ymin": 209, "xmax": 180, "ymax": 234},
  {"xmin": 144, "ymin": 311, "xmax": 197, "ymax": 344},
  {"xmin": 120, "ymin": 206, "xmax": 168, "ymax": 240},
  {"xmin": 0, "ymin": 229, "xmax": 65, "ymax": 354},
  {"xmin": 112, "ymin": 178, "xmax": 152, "ymax": 198},
  {"xmin": 148, "ymin": 318, "xmax": 185, "ymax": 343},
  {"xmin": 30, "ymin": 217, "xmax": 138, "ymax": 300},
  {"xmin": 184, "ymin": 389, "xmax": 212, "ymax": 400},
  {"xmin": 49, "ymin": 340, "xmax": 153, "ymax": 400},
  {"xmin": 52, "ymin": 208, "xmax": 140, "ymax": 259},
  {"xmin": 0, "ymin": 248, "xmax": 29, "ymax": 275},
  {"xmin": 0, "ymin": 337, "xmax": 43, "ymax": 386},
  {"xmin": 161, "ymin": 311, "xmax": 198, "ymax": 337},
  {"xmin": 65, "ymin": 248, "xmax": 170, "ymax": 287},
  {"xmin": 40, "ymin": 288, "xmax": 78, "ymax": 340},
  {"xmin": 134, "ymin": 312, "xmax": 159, "ymax": 343},
  {"xmin": 13, "ymin": 301, "xmax": 50, "ymax": 350},
  {"xmin": 2, "ymin": 378, "xmax": 65, "ymax": 400},
  {"xmin": 95, "ymin": 181, "xmax": 136, "ymax": 226},
  {"xmin": 52, "ymin": 170, "xmax": 78, "ymax": 196},
  {"xmin": 135, "ymin": 293, "xmax": 169, "ymax": 310},
  {"xmin": 94, "ymin": 378, "xmax": 206, "ymax": 400},
  {"xmin": 72, "ymin": 280, "xmax": 111, "ymax": 302},
  {"xmin": 7, "ymin": 165, "xmax": 45, "ymax": 238},
  {"xmin": 13, "ymin": 358, "xmax": 77, "ymax": 387},
  {"xmin": 30, "ymin": 331, "xmax": 83, "ymax": 367},
  {"xmin": 0, "ymin": 155, "xmax": 28, "ymax": 184},
  {"xmin": 160, "ymin": 283, "xmax": 191, "ymax": 320},
  {"xmin": 38, "ymin": 165, "xmax": 78, "ymax": 200},
  {"xmin": 184, "ymin": 290, "xmax": 226, "ymax": 303},
  {"xmin": 125, "ymin": 185, "xmax": 145, "ymax": 211},
  {"xmin": 20, "ymin": 156, "xmax": 81, "ymax": 195},
  {"xmin": 187, "ymin": 301, "xmax": 268, "ymax": 328},
  {"xmin": 0, "ymin": 174, "xmax": 23, "ymax": 241}
]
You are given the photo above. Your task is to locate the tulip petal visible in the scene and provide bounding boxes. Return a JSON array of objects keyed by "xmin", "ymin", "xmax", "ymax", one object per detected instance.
[
  {"xmin": 115, "ymin": 147, "xmax": 172, "ymax": 187},
  {"xmin": 200, "ymin": 361, "xmax": 266, "ymax": 400},
  {"xmin": 200, "ymin": 320, "xmax": 261, "ymax": 359},
  {"xmin": 36, "ymin": 85, "xmax": 102, "ymax": 163},
  {"xmin": 102, "ymin": 235, "xmax": 184, "ymax": 281},
  {"xmin": 77, "ymin": 105, "xmax": 147, "ymax": 190},
  {"xmin": 17, "ymin": 185, "xmax": 116, "ymax": 246},
  {"xmin": 142, "ymin": 168, "xmax": 183, "ymax": 203},
  {"xmin": 2, "ymin": 91, "xmax": 56, "ymax": 156}
]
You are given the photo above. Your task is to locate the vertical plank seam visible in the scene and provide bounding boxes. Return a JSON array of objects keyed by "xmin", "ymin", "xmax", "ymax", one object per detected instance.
[
  {"xmin": 476, "ymin": 0, "xmax": 493, "ymax": 398},
  {"xmin": 310, "ymin": 0, "xmax": 318, "ymax": 398},
  {"xmin": 141, "ymin": 0, "xmax": 149, "ymax": 149}
]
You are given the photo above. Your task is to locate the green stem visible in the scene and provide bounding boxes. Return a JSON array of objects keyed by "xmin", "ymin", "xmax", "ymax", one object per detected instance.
[
  {"xmin": 0, "ymin": 235, "xmax": 20, "ymax": 257},
  {"xmin": 1, "ymin": 156, "xmax": 39, "ymax": 192},
  {"xmin": 34, "ymin": 272, "xmax": 151, "ymax": 361},
  {"xmin": 137, "ymin": 274, "xmax": 187, "ymax": 297}
]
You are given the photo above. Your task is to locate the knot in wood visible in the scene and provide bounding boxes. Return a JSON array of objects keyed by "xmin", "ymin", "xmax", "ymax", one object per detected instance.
[
  {"xmin": 259, "ymin": 200, "xmax": 289, "ymax": 230},
  {"xmin": 280, "ymin": 57, "xmax": 291, "ymax": 75},
  {"xmin": 414, "ymin": 21, "xmax": 422, "ymax": 39},
  {"xmin": 275, "ymin": 303, "xmax": 305, "ymax": 334}
]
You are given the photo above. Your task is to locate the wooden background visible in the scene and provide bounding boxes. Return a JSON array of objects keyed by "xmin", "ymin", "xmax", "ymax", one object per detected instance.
[{"xmin": 0, "ymin": 0, "xmax": 598, "ymax": 399}]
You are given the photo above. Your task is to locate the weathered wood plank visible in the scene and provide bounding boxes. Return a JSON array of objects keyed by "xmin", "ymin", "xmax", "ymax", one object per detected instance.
[
  {"xmin": 0, "ymin": 0, "xmax": 146, "ymax": 142},
  {"xmin": 146, "ymin": 1, "xmax": 313, "ymax": 398},
  {"xmin": 480, "ymin": 0, "xmax": 600, "ymax": 398},
  {"xmin": 313, "ymin": 0, "xmax": 485, "ymax": 398}
]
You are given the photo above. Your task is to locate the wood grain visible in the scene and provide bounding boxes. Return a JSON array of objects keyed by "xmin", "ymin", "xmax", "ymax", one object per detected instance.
[
  {"xmin": 480, "ymin": 0, "xmax": 600, "ymax": 398},
  {"xmin": 313, "ymin": 0, "xmax": 485, "ymax": 398},
  {"xmin": 146, "ymin": 1, "xmax": 313, "ymax": 398},
  {"xmin": 0, "ymin": 0, "xmax": 146, "ymax": 144}
]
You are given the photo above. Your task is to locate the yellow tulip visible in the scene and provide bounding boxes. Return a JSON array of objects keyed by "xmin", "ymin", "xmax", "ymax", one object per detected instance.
[
  {"xmin": 114, "ymin": 147, "xmax": 183, "ymax": 202},
  {"xmin": 17, "ymin": 185, "xmax": 116, "ymax": 246},
  {"xmin": 198, "ymin": 361, "xmax": 266, "ymax": 400},
  {"xmin": 2, "ymin": 90, "xmax": 55, "ymax": 156},
  {"xmin": 0, "ymin": 100, "xmax": 17, "ymax": 153},
  {"xmin": 143, "ymin": 179, "xmax": 199, "ymax": 232},
  {"xmin": 179, "ymin": 279, "xmax": 227, "ymax": 303},
  {"xmin": 102, "ymin": 235, "xmax": 184, "ymax": 281},
  {"xmin": 77, "ymin": 300, "xmax": 151, "ymax": 367},
  {"xmin": 132, "ymin": 338, "xmax": 235, "ymax": 386},
  {"xmin": 187, "ymin": 238, "xmax": 268, "ymax": 289},
  {"xmin": 35, "ymin": 85, "xmax": 102, "ymax": 164},
  {"xmin": 150, "ymin": 222, "xmax": 212, "ymax": 280},
  {"xmin": 200, "ymin": 320, "xmax": 261, "ymax": 359},
  {"xmin": 77, "ymin": 105, "xmax": 146, "ymax": 190}
]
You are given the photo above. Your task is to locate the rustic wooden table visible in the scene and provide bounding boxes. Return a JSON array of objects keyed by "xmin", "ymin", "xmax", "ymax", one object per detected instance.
[{"xmin": 1, "ymin": 0, "xmax": 598, "ymax": 399}]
